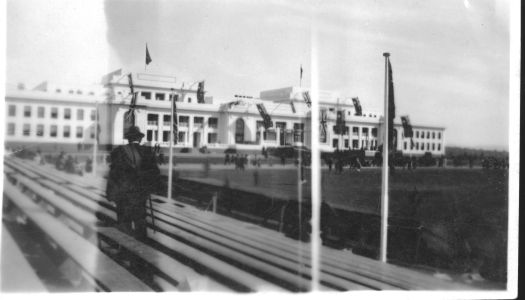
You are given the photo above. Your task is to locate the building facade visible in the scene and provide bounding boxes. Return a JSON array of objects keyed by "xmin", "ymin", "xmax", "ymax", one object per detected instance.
[{"xmin": 4, "ymin": 69, "xmax": 445, "ymax": 156}]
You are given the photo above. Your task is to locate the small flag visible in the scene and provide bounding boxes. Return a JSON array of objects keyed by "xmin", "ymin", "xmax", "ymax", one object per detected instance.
[
  {"xmin": 197, "ymin": 81, "xmax": 205, "ymax": 103},
  {"xmin": 172, "ymin": 94, "xmax": 179, "ymax": 143},
  {"xmin": 146, "ymin": 44, "xmax": 152, "ymax": 65},
  {"xmin": 290, "ymin": 101, "xmax": 296, "ymax": 113},
  {"xmin": 400, "ymin": 116, "xmax": 413, "ymax": 138},
  {"xmin": 300, "ymin": 65, "xmax": 303, "ymax": 80},
  {"xmin": 352, "ymin": 97, "xmax": 363, "ymax": 116},
  {"xmin": 302, "ymin": 91, "xmax": 311, "ymax": 108},
  {"xmin": 256, "ymin": 103, "xmax": 273, "ymax": 129}
]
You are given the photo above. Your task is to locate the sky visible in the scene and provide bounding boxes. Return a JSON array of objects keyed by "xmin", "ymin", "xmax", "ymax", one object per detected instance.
[{"xmin": 5, "ymin": 0, "xmax": 513, "ymax": 150}]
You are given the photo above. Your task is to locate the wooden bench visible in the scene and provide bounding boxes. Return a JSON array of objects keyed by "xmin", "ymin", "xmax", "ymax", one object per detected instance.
[
  {"xmin": 3, "ymin": 180, "xmax": 153, "ymax": 292},
  {"xmin": 1, "ymin": 226, "xmax": 48, "ymax": 292}
]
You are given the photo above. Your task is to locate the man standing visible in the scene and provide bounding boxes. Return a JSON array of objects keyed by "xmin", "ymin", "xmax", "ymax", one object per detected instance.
[{"xmin": 106, "ymin": 126, "xmax": 161, "ymax": 241}]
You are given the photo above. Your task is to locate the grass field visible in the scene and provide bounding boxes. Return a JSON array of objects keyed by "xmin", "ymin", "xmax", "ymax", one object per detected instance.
[{"xmin": 178, "ymin": 165, "xmax": 508, "ymax": 283}]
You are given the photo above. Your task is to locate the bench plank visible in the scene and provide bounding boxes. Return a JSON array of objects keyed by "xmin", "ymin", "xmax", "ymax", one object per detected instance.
[
  {"xmin": 1, "ymin": 226, "xmax": 48, "ymax": 292},
  {"xmin": 3, "ymin": 180, "xmax": 152, "ymax": 292}
]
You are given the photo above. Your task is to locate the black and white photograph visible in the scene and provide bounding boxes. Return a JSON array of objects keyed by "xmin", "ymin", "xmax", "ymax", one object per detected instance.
[{"xmin": 0, "ymin": 0, "xmax": 519, "ymax": 298}]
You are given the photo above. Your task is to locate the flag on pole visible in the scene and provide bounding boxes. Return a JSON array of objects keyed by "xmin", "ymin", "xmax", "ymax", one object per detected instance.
[
  {"xmin": 290, "ymin": 101, "xmax": 296, "ymax": 113},
  {"xmin": 352, "ymin": 97, "xmax": 363, "ymax": 116},
  {"xmin": 300, "ymin": 65, "xmax": 303, "ymax": 81},
  {"xmin": 172, "ymin": 94, "xmax": 179, "ymax": 143},
  {"xmin": 302, "ymin": 91, "xmax": 311, "ymax": 108},
  {"xmin": 146, "ymin": 44, "xmax": 152, "ymax": 65},
  {"xmin": 387, "ymin": 60, "xmax": 396, "ymax": 149},
  {"xmin": 256, "ymin": 103, "xmax": 273, "ymax": 129},
  {"xmin": 197, "ymin": 81, "xmax": 205, "ymax": 103}
]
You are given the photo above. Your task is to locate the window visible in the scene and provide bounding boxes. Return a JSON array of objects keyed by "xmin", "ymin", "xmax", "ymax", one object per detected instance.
[
  {"xmin": 38, "ymin": 107, "xmax": 45, "ymax": 118},
  {"xmin": 64, "ymin": 108, "xmax": 71, "ymax": 120},
  {"xmin": 90, "ymin": 110, "xmax": 96, "ymax": 121},
  {"xmin": 36, "ymin": 125, "xmax": 44, "ymax": 137},
  {"xmin": 427, "ymin": 143, "xmax": 430, "ymax": 150},
  {"xmin": 352, "ymin": 127, "xmax": 359, "ymax": 135},
  {"xmin": 23, "ymin": 124, "xmax": 30, "ymax": 136},
  {"xmin": 90, "ymin": 127, "xmax": 96, "ymax": 139},
  {"xmin": 432, "ymin": 143, "xmax": 435, "ymax": 150},
  {"xmin": 372, "ymin": 128, "xmax": 377, "ymax": 137},
  {"xmin": 50, "ymin": 125, "xmax": 57, "ymax": 137},
  {"xmin": 188, "ymin": 97, "xmax": 192, "ymax": 103},
  {"xmin": 24, "ymin": 106, "xmax": 31, "ymax": 117},
  {"xmin": 155, "ymin": 93, "xmax": 165, "ymax": 101},
  {"xmin": 179, "ymin": 116, "xmax": 189, "ymax": 127},
  {"xmin": 438, "ymin": 144, "xmax": 441, "ymax": 151},
  {"xmin": 51, "ymin": 107, "xmax": 58, "ymax": 119},
  {"xmin": 344, "ymin": 139, "xmax": 349, "ymax": 148},
  {"xmin": 178, "ymin": 131, "xmax": 185, "ymax": 143},
  {"xmin": 7, "ymin": 123, "xmax": 15, "ymax": 136},
  {"xmin": 256, "ymin": 120, "xmax": 264, "ymax": 130},
  {"xmin": 427, "ymin": 132, "xmax": 430, "ymax": 139},
  {"xmin": 332, "ymin": 139, "xmax": 338, "ymax": 148},
  {"xmin": 56, "ymin": 88, "xmax": 61, "ymax": 93},
  {"xmin": 147, "ymin": 114, "xmax": 159, "ymax": 125},
  {"xmin": 163, "ymin": 115, "xmax": 171, "ymax": 126},
  {"xmin": 63, "ymin": 126, "xmax": 71, "ymax": 138},
  {"xmin": 208, "ymin": 133, "xmax": 218, "ymax": 143},
  {"xmin": 169, "ymin": 94, "xmax": 179, "ymax": 102},
  {"xmin": 76, "ymin": 90, "xmax": 82, "ymax": 95},
  {"xmin": 194, "ymin": 117, "xmax": 204, "ymax": 127},
  {"xmin": 352, "ymin": 139, "xmax": 359, "ymax": 149},
  {"xmin": 416, "ymin": 142, "xmax": 419, "ymax": 150},
  {"xmin": 432, "ymin": 132, "xmax": 435, "ymax": 139},
  {"xmin": 141, "ymin": 92, "xmax": 152, "ymax": 100},
  {"xmin": 404, "ymin": 141, "xmax": 407, "ymax": 150},
  {"xmin": 8, "ymin": 105, "xmax": 16, "ymax": 116},
  {"xmin": 77, "ymin": 109, "xmax": 84, "ymax": 120},
  {"xmin": 76, "ymin": 126, "xmax": 83, "ymax": 138},
  {"xmin": 162, "ymin": 131, "xmax": 170, "ymax": 142},
  {"xmin": 438, "ymin": 132, "xmax": 442, "ymax": 139},
  {"xmin": 208, "ymin": 117, "xmax": 218, "ymax": 129},
  {"xmin": 147, "ymin": 130, "xmax": 153, "ymax": 142},
  {"xmin": 416, "ymin": 131, "xmax": 419, "ymax": 138},
  {"xmin": 265, "ymin": 130, "xmax": 277, "ymax": 141},
  {"xmin": 362, "ymin": 127, "xmax": 369, "ymax": 136}
]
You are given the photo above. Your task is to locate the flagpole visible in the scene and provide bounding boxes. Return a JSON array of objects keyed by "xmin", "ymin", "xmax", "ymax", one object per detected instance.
[
  {"xmin": 380, "ymin": 52, "xmax": 390, "ymax": 263},
  {"xmin": 168, "ymin": 89, "xmax": 175, "ymax": 201},
  {"xmin": 92, "ymin": 101, "xmax": 98, "ymax": 175}
]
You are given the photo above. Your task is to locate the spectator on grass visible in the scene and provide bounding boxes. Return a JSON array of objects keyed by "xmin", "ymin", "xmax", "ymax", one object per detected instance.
[
  {"xmin": 85, "ymin": 158, "xmax": 93, "ymax": 173},
  {"xmin": 327, "ymin": 157, "xmax": 333, "ymax": 172}
]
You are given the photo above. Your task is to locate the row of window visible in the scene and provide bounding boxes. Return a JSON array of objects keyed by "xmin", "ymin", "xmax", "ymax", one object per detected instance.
[
  {"xmin": 411, "ymin": 130, "xmax": 441, "ymax": 140},
  {"xmin": 403, "ymin": 141, "xmax": 442, "ymax": 151},
  {"xmin": 330, "ymin": 126, "xmax": 378, "ymax": 137},
  {"xmin": 7, "ymin": 123, "xmax": 95, "ymax": 139},
  {"xmin": 324, "ymin": 108, "xmax": 378, "ymax": 118},
  {"xmin": 146, "ymin": 114, "xmax": 218, "ymax": 128},
  {"xmin": 8, "ymin": 105, "xmax": 96, "ymax": 121},
  {"xmin": 145, "ymin": 129, "xmax": 218, "ymax": 144},
  {"xmin": 138, "ymin": 91, "xmax": 194, "ymax": 103},
  {"xmin": 255, "ymin": 121, "xmax": 305, "ymax": 131},
  {"xmin": 330, "ymin": 138, "xmax": 379, "ymax": 150}
]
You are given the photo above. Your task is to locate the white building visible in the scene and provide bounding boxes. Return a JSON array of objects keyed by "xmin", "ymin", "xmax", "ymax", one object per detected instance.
[{"xmin": 4, "ymin": 69, "xmax": 445, "ymax": 156}]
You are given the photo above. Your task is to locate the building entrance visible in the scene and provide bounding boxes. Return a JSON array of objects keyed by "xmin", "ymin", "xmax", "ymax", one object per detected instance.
[{"xmin": 193, "ymin": 132, "xmax": 201, "ymax": 148}]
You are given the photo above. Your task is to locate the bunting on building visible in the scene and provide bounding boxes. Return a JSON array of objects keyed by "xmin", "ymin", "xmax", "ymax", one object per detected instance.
[
  {"xmin": 197, "ymin": 81, "xmax": 205, "ymax": 103},
  {"xmin": 352, "ymin": 97, "xmax": 363, "ymax": 116},
  {"xmin": 401, "ymin": 115, "xmax": 414, "ymax": 149},
  {"xmin": 124, "ymin": 73, "xmax": 137, "ymax": 132},
  {"xmin": 302, "ymin": 91, "xmax": 311, "ymax": 108},
  {"xmin": 256, "ymin": 103, "xmax": 273, "ymax": 129},
  {"xmin": 320, "ymin": 110, "xmax": 327, "ymax": 141},
  {"xmin": 334, "ymin": 110, "xmax": 345, "ymax": 134},
  {"xmin": 227, "ymin": 100, "xmax": 242, "ymax": 109}
]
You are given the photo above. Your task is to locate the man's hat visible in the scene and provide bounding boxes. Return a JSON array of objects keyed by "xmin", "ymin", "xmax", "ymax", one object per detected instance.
[{"xmin": 124, "ymin": 126, "xmax": 145, "ymax": 140}]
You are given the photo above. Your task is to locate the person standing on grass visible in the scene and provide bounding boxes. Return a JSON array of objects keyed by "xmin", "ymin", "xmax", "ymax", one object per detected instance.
[{"xmin": 106, "ymin": 126, "xmax": 161, "ymax": 241}]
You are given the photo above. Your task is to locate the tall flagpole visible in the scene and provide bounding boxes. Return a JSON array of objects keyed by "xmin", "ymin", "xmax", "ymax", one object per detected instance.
[
  {"xmin": 380, "ymin": 52, "xmax": 390, "ymax": 262},
  {"xmin": 167, "ymin": 89, "xmax": 175, "ymax": 201}
]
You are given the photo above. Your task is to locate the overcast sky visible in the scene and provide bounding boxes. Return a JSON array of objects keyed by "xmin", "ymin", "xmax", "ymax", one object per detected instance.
[{"xmin": 6, "ymin": 0, "xmax": 511, "ymax": 150}]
